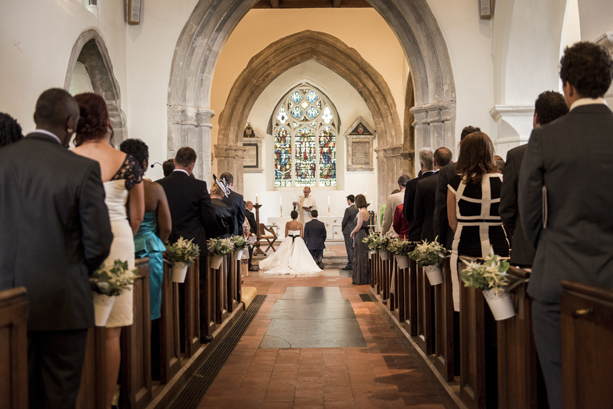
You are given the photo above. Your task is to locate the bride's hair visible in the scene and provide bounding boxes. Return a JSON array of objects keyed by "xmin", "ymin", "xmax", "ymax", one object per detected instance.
[{"xmin": 290, "ymin": 210, "xmax": 298, "ymax": 220}]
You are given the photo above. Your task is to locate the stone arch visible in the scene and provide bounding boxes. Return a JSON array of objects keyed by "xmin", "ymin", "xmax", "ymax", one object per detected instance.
[
  {"xmin": 214, "ymin": 30, "xmax": 402, "ymax": 194},
  {"xmin": 167, "ymin": 0, "xmax": 456, "ymax": 202},
  {"xmin": 64, "ymin": 28, "xmax": 127, "ymax": 143}
]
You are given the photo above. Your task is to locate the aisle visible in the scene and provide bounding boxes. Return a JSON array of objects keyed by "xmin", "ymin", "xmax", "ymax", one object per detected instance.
[{"xmin": 197, "ymin": 270, "xmax": 446, "ymax": 409}]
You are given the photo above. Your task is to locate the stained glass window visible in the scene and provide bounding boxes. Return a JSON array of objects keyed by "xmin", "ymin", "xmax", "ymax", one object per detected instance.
[{"xmin": 272, "ymin": 85, "xmax": 338, "ymax": 188}]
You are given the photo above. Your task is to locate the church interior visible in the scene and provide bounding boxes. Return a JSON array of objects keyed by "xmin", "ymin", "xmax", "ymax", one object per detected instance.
[{"xmin": 1, "ymin": 0, "xmax": 613, "ymax": 408}]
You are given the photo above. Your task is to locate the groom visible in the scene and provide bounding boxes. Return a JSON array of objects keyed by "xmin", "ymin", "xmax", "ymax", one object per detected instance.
[{"xmin": 304, "ymin": 210, "xmax": 327, "ymax": 269}]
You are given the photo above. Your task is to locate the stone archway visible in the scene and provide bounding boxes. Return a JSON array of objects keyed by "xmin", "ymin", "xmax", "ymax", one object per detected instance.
[
  {"xmin": 64, "ymin": 29, "xmax": 127, "ymax": 143},
  {"xmin": 167, "ymin": 0, "xmax": 456, "ymax": 202},
  {"xmin": 215, "ymin": 30, "xmax": 402, "ymax": 199}
]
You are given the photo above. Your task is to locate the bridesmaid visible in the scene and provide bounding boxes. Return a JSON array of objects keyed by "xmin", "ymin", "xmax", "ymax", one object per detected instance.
[{"xmin": 350, "ymin": 194, "xmax": 371, "ymax": 285}]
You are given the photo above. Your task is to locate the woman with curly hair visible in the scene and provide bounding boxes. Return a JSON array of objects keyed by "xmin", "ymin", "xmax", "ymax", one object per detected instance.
[
  {"xmin": 72, "ymin": 93, "xmax": 145, "ymax": 408},
  {"xmin": 0, "ymin": 112, "xmax": 23, "ymax": 148}
]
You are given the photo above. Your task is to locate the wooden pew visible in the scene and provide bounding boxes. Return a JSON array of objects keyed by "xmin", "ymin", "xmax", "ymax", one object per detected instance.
[
  {"xmin": 158, "ymin": 259, "xmax": 181, "ymax": 383},
  {"xmin": 216, "ymin": 256, "xmax": 229, "ymax": 324},
  {"xmin": 393, "ymin": 258, "xmax": 405, "ymax": 323},
  {"xmin": 433, "ymin": 255, "xmax": 456, "ymax": 382},
  {"xmin": 183, "ymin": 257, "xmax": 201, "ymax": 356},
  {"xmin": 401, "ymin": 256, "xmax": 418, "ymax": 337},
  {"xmin": 227, "ymin": 251, "xmax": 241, "ymax": 313},
  {"xmin": 201, "ymin": 254, "xmax": 217, "ymax": 337},
  {"xmin": 0, "ymin": 287, "xmax": 28, "ymax": 409},
  {"xmin": 415, "ymin": 264, "xmax": 434, "ymax": 354},
  {"xmin": 561, "ymin": 280, "xmax": 613, "ymax": 409}
]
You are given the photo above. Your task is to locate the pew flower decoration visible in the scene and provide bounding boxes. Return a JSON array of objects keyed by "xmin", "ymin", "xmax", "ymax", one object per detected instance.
[
  {"xmin": 207, "ymin": 237, "xmax": 235, "ymax": 269},
  {"xmin": 408, "ymin": 238, "xmax": 446, "ymax": 285},
  {"xmin": 231, "ymin": 235, "xmax": 249, "ymax": 261},
  {"xmin": 90, "ymin": 260, "xmax": 137, "ymax": 326},
  {"xmin": 388, "ymin": 238, "xmax": 413, "ymax": 269},
  {"xmin": 460, "ymin": 251, "xmax": 515, "ymax": 320},
  {"xmin": 165, "ymin": 237, "xmax": 201, "ymax": 283},
  {"xmin": 362, "ymin": 232, "xmax": 379, "ymax": 251}
]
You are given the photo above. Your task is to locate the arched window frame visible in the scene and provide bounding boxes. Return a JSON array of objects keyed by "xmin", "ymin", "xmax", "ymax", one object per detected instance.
[{"xmin": 272, "ymin": 84, "xmax": 339, "ymax": 189}]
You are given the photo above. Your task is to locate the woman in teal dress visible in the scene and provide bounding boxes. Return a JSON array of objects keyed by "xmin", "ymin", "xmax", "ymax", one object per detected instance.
[{"xmin": 119, "ymin": 139, "xmax": 171, "ymax": 320}]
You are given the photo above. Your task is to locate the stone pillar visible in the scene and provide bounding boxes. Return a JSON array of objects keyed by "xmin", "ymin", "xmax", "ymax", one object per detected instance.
[
  {"xmin": 167, "ymin": 105, "xmax": 214, "ymax": 183},
  {"xmin": 214, "ymin": 143, "xmax": 246, "ymax": 194},
  {"xmin": 410, "ymin": 101, "xmax": 455, "ymax": 167},
  {"xmin": 374, "ymin": 145, "xmax": 404, "ymax": 217},
  {"xmin": 489, "ymin": 105, "xmax": 534, "ymax": 160}
]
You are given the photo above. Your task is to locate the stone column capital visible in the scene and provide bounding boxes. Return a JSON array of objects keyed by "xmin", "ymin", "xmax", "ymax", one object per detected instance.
[
  {"xmin": 214, "ymin": 144, "xmax": 246, "ymax": 159},
  {"xmin": 168, "ymin": 105, "xmax": 215, "ymax": 128},
  {"xmin": 411, "ymin": 100, "xmax": 455, "ymax": 125},
  {"xmin": 374, "ymin": 144, "xmax": 403, "ymax": 158}
]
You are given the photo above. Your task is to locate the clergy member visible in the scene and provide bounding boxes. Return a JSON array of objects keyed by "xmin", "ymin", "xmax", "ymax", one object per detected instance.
[{"xmin": 292, "ymin": 186, "xmax": 318, "ymax": 224}]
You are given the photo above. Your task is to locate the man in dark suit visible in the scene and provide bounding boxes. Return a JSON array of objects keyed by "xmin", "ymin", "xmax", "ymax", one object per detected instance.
[
  {"xmin": 403, "ymin": 148, "xmax": 435, "ymax": 241},
  {"xmin": 245, "ymin": 201, "xmax": 258, "ymax": 271},
  {"xmin": 220, "ymin": 172, "xmax": 245, "ymax": 236},
  {"xmin": 414, "ymin": 147, "xmax": 453, "ymax": 242},
  {"xmin": 519, "ymin": 42, "xmax": 613, "ymax": 409},
  {"xmin": 158, "ymin": 147, "xmax": 217, "ymax": 342},
  {"xmin": 304, "ymin": 210, "xmax": 327, "ymax": 269},
  {"xmin": 433, "ymin": 125, "xmax": 481, "ymax": 249},
  {"xmin": 341, "ymin": 195, "xmax": 358, "ymax": 270},
  {"xmin": 500, "ymin": 91, "xmax": 568, "ymax": 267},
  {"xmin": 0, "ymin": 89, "xmax": 113, "ymax": 408}
]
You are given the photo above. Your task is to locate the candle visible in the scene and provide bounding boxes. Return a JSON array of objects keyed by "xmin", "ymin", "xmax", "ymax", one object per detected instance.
[
  {"xmin": 280, "ymin": 196, "xmax": 282, "ymax": 217},
  {"xmin": 256, "ymin": 194, "xmax": 258, "ymax": 203}
]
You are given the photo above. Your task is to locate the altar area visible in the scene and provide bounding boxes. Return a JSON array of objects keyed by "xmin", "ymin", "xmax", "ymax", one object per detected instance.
[{"xmin": 266, "ymin": 216, "xmax": 346, "ymax": 240}]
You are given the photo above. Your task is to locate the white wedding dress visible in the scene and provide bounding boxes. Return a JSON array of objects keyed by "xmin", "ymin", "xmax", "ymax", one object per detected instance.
[{"xmin": 259, "ymin": 230, "xmax": 322, "ymax": 275}]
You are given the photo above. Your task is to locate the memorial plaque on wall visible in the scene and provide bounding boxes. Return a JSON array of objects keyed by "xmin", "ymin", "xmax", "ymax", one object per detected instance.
[
  {"xmin": 345, "ymin": 116, "xmax": 375, "ymax": 171},
  {"xmin": 244, "ymin": 143, "xmax": 258, "ymax": 168},
  {"xmin": 242, "ymin": 123, "xmax": 264, "ymax": 173}
]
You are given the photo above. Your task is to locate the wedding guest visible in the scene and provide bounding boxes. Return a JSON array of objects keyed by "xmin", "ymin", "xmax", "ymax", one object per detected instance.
[
  {"xmin": 245, "ymin": 201, "xmax": 258, "ymax": 271},
  {"xmin": 0, "ymin": 112, "xmax": 23, "ymax": 148},
  {"xmin": 72, "ymin": 92, "xmax": 145, "ymax": 408},
  {"xmin": 392, "ymin": 204, "xmax": 410, "ymax": 239},
  {"xmin": 341, "ymin": 195, "xmax": 358, "ymax": 270},
  {"xmin": 500, "ymin": 91, "xmax": 568, "ymax": 268},
  {"xmin": 350, "ymin": 194, "xmax": 370, "ymax": 285},
  {"xmin": 414, "ymin": 147, "xmax": 453, "ymax": 242},
  {"xmin": 519, "ymin": 42, "xmax": 613, "ymax": 409},
  {"xmin": 404, "ymin": 149, "xmax": 435, "ymax": 240},
  {"xmin": 209, "ymin": 182, "xmax": 235, "ymax": 239},
  {"xmin": 0, "ymin": 89, "xmax": 112, "ymax": 409},
  {"xmin": 220, "ymin": 172, "xmax": 245, "ymax": 236},
  {"xmin": 434, "ymin": 125, "xmax": 480, "ymax": 250},
  {"xmin": 163, "ymin": 159, "xmax": 175, "ymax": 177},
  {"xmin": 381, "ymin": 175, "xmax": 411, "ymax": 235}
]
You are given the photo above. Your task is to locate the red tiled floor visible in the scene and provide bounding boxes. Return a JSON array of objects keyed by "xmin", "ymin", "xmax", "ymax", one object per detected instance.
[{"xmin": 196, "ymin": 272, "xmax": 446, "ymax": 408}]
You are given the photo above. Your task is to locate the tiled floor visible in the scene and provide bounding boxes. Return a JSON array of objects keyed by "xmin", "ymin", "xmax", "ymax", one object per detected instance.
[{"xmin": 197, "ymin": 270, "xmax": 446, "ymax": 409}]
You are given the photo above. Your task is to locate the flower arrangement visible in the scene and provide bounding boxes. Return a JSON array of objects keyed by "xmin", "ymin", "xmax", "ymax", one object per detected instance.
[
  {"xmin": 207, "ymin": 237, "xmax": 235, "ymax": 256},
  {"xmin": 460, "ymin": 252, "xmax": 511, "ymax": 296},
  {"xmin": 165, "ymin": 237, "xmax": 201, "ymax": 266},
  {"xmin": 362, "ymin": 232, "xmax": 379, "ymax": 250},
  {"xmin": 387, "ymin": 237, "xmax": 412, "ymax": 256},
  {"xmin": 407, "ymin": 238, "xmax": 446, "ymax": 267},
  {"xmin": 231, "ymin": 235, "xmax": 249, "ymax": 250},
  {"xmin": 90, "ymin": 260, "xmax": 137, "ymax": 297}
]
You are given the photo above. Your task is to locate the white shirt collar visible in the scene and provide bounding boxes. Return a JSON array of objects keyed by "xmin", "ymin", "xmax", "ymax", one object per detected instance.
[
  {"xmin": 32, "ymin": 129, "xmax": 62, "ymax": 145},
  {"xmin": 570, "ymin": 97, "xmax": 608, "ymax": 111},
  {"xmin": 173, "ymin": 169, "xmax": 189, "ymax": 176}
]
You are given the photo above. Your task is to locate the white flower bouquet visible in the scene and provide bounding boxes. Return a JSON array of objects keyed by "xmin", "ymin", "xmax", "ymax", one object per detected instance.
[
  {"xmin": 408, "ymin": 238, "xmax": 446, "ymax": 285},
  {"xmin": 460, "ymin": 251, "xmax": 515, "ymax": 320},
  {"xmin": 165, "ymin": 237, "xmax": 200, "ymax": 282},
  {"xmin": 90, "ymin": 259, "xmax": 137, "ymax": 326},
  {"xmin": 231, "ymin": 235, "xmax": 249, "ymax": 260},
  {"xmin": 387, "ymin": 237, "xmax": 412, "ymax": 269},
  {"xmin": 207, "ymin": 237, "xmax": 235, "ymax": 269}
]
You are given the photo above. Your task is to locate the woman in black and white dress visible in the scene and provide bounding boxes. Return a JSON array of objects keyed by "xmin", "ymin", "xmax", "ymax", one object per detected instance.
[{"xmin": 447, "ymin": 131, "xmax": 509, "ymax": 309}]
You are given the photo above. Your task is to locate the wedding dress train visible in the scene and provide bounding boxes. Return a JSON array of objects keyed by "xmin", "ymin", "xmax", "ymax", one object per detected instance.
[{"xmin": 259, "ymin": 230, "xmax": 322, "ymax": 275}]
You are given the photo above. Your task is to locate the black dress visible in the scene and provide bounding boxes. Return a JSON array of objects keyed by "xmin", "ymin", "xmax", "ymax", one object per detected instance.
[
  {"xmin": 209, "ymin": 198, "xmax": 235, "ymax": 239},
  {"xmin": 352, "ymin": 215, "xmax": 370, "ymax": 285}
]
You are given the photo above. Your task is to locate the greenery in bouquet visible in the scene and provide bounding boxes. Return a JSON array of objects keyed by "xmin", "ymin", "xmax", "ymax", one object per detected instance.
[
  {"xmin": 165, "ymin": 237, "xmax": 200, "ymax": 266},
  {"xmin": 408, "ymin": 238, "xmax": 446, "ymax": 267},
  {"xmin": 460, "ymin": 251, "xmax": 510, "ymax": 295},
  {"xmin": 387, "ymin": 237, "xmax": 412, "ymax": 256},
  {"xmin": 208, "ymin": 237, "xmax": 235, "ymax": 256},
  {"xmin": 362, "ymin": 232, "xmax": 379, "ymax": 250},
  {"xmin": 231, "ymin": 235, "xmax": 249, "ymax": 250},
  {"xmin": 90, "ymin": 259, "xmax": 137, "ymax": 297}
]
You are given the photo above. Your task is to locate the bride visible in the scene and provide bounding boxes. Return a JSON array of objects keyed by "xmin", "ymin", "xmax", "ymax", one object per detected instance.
[{"xmin": 259, "ymin": 210, "xmax": 322, "ymax": 275}]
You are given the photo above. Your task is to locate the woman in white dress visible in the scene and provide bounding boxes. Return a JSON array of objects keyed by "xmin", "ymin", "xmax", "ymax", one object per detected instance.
[{"xmin": 259, "ymin": 210, "xmax": 322, "ymax": 275}]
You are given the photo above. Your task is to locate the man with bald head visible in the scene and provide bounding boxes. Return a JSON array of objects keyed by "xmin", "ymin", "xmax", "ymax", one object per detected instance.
[
  {"xmin": 0, "ymin": 88, "xmax": 113, "ymax": 408},
  {"xmin": 293, "ymin": 186, "xmax": 318, "ymax": 224}
]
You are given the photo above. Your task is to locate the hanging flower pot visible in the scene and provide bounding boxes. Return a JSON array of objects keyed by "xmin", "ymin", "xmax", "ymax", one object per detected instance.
[
  {"xmin": 172, "ymin": 261, "xmax": 189, "ymax": 283},
  {"xmin": 395, "ymin": 255, "xmax": 410, "ymax": 269},
  {"xmin": 93, "ymin": 293, "xmax": 116, "ymax": 327},
  {"xmin": 379, "ymin": 249, "xmax": 390, "ymax": 261},
  {"xmin": 424, "ymin": 264, "xmax": 443, "ymax": 285},
  {"xmin": 483, "ymin": 290, "xmax": 515, "ymax": 321},
  {"xmin": 235, "ymin": 249, "xmax": 244, "ymax": 261},
  {"xmin": 210, "ymin": 254, "xmax": 224, "ymax": 270}
]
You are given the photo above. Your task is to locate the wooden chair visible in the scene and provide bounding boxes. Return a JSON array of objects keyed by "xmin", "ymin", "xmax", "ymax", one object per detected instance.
[{"xmin": 259, "ymin": 224, "xmax": 278, "ymax": 253}]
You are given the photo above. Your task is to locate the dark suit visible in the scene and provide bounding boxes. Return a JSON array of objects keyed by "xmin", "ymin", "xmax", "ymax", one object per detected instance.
[
  {"xmin": 210, "ymin": 198, "xmax": 235, "ymax": 239},
  {"xmin": 499, "ymin": 145, "xmax": 535, "ymax": 266},
  {"xmin": 341, "ymin": 205, "xmax": 358, "ymax": 267},
  {"xmin": 304, "ymin": 218, "xmax": 327, "ymax": 262},
  {"xmin": 414, "ymin": 172, "xmax": 439, "ymax": 242},
  {"xmin": 158, "ymin": 170, "xmax": 217, "ymax": 340},
  {"xmin": 222, "ymin": 189, "xmax": 245, "ymax": 236},
  {"xmin": 519, "ymin": 103, "xmax": 613, "ymax": 409},
  {"xmin": 433, "ymin": 163, "xmax": 457, "ymax": 249},
  {"xmin": 245, "ymin": 209, "xmax": 257, "ymax": 269},
  {"xmin": 404, "ymin": 171, "xmax": 436, "ymax": 241},
  {"xmin": 0, "ymin": 133, "xmax": 113, "ymax": 408}
]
